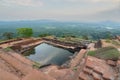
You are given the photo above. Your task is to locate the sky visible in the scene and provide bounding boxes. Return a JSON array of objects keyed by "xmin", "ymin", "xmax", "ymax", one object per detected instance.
[{"xmin": 0, "ymin": 0, "xmax": 120, "ymax": 22}]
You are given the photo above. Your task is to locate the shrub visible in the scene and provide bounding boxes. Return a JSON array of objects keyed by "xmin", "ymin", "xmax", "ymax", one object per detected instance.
[
  {"xmin": 88, "ymin": 51, "xmax": 96, "ymax": 56},
  {"xmin": 17, "ymin": 28, "xmax": 33, "ymax": 38},
  {"xmin": 4, "ymin": 47, "xmax": 13, "ymax": 51},
  {"xmin": 88, "ymin": 46, "xmax": 120, "ymax": 60}
]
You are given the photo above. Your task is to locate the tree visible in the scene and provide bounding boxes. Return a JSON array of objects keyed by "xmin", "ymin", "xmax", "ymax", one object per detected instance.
[
  {"xmin": 61, "ymin": 34, "xmax": 76, "ymax": 38},
  {"xmin": 38, "ymin": 33, "xmax": 51, "ymax": 37},
  {"xmin": 106, "ymin": 31, "xmax": 113, "ymax": 39},
  {"xmin": 17, "ymin": 28, "xmax": 33, "ymax": 38},
  {"xmin": 2, "ymin": 32, "xmax": 14, "ymax": 39},
  {"xmin": 82, "ymin": 35, "xmax": 89, "ymax": 40}
]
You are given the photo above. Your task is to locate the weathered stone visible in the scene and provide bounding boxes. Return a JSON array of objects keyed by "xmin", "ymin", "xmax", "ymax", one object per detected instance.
[
  {"xmin": 0, "ymin": 68, "xmax": 20, "ymax": 80},
  {"xmin": 83, "ymin": 67, "xmax": 93, "ymax": 74},
  {"xmin": 79, "ymin": 72, "xmax": 91, "ymax": 80},
  {"xmin": 8, "ymin": 51, "xmax": 34, "ymax": 66},
  {"xmin": 117, "ymin": 60, "xmax": 120, "ymax": 80},
  {"xmin": 107, "ymin": 60, "xmax": 116, "ymax": 66},
  {"xmin": 117, "ymin": 60, "xmax": 120, "ymax": 65},
  {"xmin": 40, "ymin": 65, "xmax": 59, "ymax": 74},
  {"xmin": 41, "ymin": 65, "xmax": 75, "ymax": 80},
  {"xmin": 92, "ymin": 72, "xmax": 101, "ymax": 80},
  {"xmin": 87, "ymin": 43, "xmax": 95, "ymax": 51},
  {"xmin": 115, "ymin": 35, "xmax": 120, "ymax": 41},
  {"xmin": 0, "ymin": 51, "xmax": 33, "ymax": 75},
  {"xmin": 22, "ymin": 69, "xmax": 55, "ymax": 80},
  {"xmin": 85, "ymin": 56, "xmax": 115, "ymax": 80},
  {"xmin": 103, "ymin": 73, "xmax": 115, "ymax": 80},
  {"xmin": 0, "ymin": 50, "xmax": 56, "ymax": 80},
  {"xmin": 0, "ymin": 37, "xmax": 120, "ymax": 80},
  {"xmin": 0, "ymin": 58, "xmax": 23, "ymax": 77},
  {"xmin": 70, "ymin": 49, "xmax": 86, "ymax": 68},
  {"xmin": 95, "ymin": 39, "xmax": 102, "ymax": 48}
]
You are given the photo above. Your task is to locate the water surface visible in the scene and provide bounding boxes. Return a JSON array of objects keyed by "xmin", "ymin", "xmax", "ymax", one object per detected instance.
[{"xmin": 24, "ymin": 43, "xmax": 73, "ymax": 65}]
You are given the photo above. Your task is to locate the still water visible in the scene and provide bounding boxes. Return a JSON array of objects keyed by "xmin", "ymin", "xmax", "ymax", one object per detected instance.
[{"xmin": 24, "ymin": 43, "xmax": 73, "ymax": 65}]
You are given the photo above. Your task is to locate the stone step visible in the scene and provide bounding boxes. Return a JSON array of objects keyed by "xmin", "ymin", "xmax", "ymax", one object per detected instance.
[
  {"xmin": 41, "ymin": 65, "xmax": 75, "ymax": 80},
  {"xmin": 85, "ymin": 56, "xmax": 116, "ymax": 80},
  {"xmin": 70, "ymin": 49, "xmax": 87, "ymax": 68},
  {"xmin": 0, "ymin": 58, "xmax": 23, "ymax": 78},
  {"xmin": 22, "ymin": 69, "xmax": 56, "ymax": 80},
  {"xmin": 92, "ymin": 71, "xmax": 102, "ymax": 80},
  {"xmin": 7, "ymin": 51, "xmax": 34, "ymax": 66},
  {"xmin": 79, "ymin": 72, "xmax": 92, "ymax": 80},
  {"xmin": 83, "ymin": 67, "xmax": 93, "ymax": 75},
  {"xmin": 0, "ymin": 50, "xmax": 34, "ymax": 75},
  {"xmin": 0, "ymin": 68, "xmax": 20, "ymax": 80},
  {"xmin": 0, "ymin": 50, "xmax": 56, "ymax": 80}
]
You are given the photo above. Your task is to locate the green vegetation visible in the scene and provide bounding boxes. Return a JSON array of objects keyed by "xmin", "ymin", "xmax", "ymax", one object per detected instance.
[
  {"xmin": 61, "ymin": 34, "xmax": 76, "ymax": 38},
  {"xmin": 73, "ymin": 67, "xmax": 78, "ymax": 71},
  {"xmin": 87, "ymin": 51, "xmax": 96, "ymax": 56},
  {"xmin": 0, "ymin": 21, "xmax": 120, "ymax": 40},
  {"xmin": 39, "ymin": 33, "xmax": 51, "ymax": 37},
  {"xmin": 105, "ymin": 31, "xmax": 113, "ymax": 39},
  {"xmin": 17, "ymin": 28, "xmax": 33, "ymax": 38},
  {"xmin": 82, "ymin": 35, "xmax": 89, "ymax": 40},
  {"xmin": 88, "ymin": 46, "xmax": 120, "ymax": 60},
  {"xmin": 3, "ymin": 47, "xmax": 13, "ymax": 51},
  {"xmin": 105, "ymin": 39, "xmax": 111, "ymax": 43},
  {"xmin": 57, "ymin": 37, "xmax": 91, "ymax": 44},
  {"xmin": 32, "ymin": 62, "xmax": 41, "ymax": 69},
  {"xmin": 0, "ymin": 40, "xmax": 3, "ymax": 42},
  {"xmin": 112, "ymin": 40, "xmax": 120, "ymax": 46},
  {"xmin": 2, "ymin": 32, "xmax": 14, "ymax": 39}
]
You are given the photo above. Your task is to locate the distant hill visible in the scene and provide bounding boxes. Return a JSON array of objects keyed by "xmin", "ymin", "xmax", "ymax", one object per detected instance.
[{"xmin": 0, "ymin": 20, "xmax": 120, "ymax": 40}]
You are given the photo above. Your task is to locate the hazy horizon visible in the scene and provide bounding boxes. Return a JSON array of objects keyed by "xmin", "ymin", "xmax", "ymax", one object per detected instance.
[{"xmin": 0, "ymin": 0, "xmax": 120, "ymax": 22}]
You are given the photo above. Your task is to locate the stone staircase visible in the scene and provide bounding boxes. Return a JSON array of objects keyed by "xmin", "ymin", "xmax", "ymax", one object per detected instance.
[
  {"xmin": 0, "ymin": 49, "xmax": 120, "ymax": 80},
  {"xmin": 0, "ymin": 50, "xmax": 56, "ymax": 80},
  {"xmin": 79, "ymin": 56, "xmax": 117, "ymax": 80}
]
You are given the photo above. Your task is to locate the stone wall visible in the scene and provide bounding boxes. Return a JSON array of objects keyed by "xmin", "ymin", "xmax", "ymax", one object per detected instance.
[
  {"xmin": 0, "ymin": 38, "xmax": 23, "ymax": 45},
  {"xmin": 94, "ymin": 39, "xmax": 102, "ymax": 48}
]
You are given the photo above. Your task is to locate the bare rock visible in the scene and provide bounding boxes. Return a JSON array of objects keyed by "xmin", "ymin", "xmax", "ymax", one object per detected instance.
[
  {"xmin": 70, "ymin": 49, "xmax": 86, "ymax": 68},
  {"xmin": 107, "ymin": 60, "xmax": 116, "ymax": 66},
  {"xmin": 0, "ymin": 68, "xmax": 20, "ymax": 80},
  {"xmin": 22, "ymin": 69, "xmax": 55, "ymax": 80},
  {"xmin": 83, "ymin": 56, "xmax": 116, "ymax": 80},
  {"xmin": 41, "ymin": 65, "xmax": 75, "ymax": 80}
]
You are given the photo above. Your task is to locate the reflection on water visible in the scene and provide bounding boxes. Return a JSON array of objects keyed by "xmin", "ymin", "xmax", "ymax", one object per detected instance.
[{"xmin": 24, "ymin": 43, "xmax": 73, "ymax": 65}]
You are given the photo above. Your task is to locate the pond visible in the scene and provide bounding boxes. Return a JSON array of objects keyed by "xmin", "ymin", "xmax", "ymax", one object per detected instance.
[{"xmin": 23, "ymin": 43, "xmax": 74, "ymax": 66}]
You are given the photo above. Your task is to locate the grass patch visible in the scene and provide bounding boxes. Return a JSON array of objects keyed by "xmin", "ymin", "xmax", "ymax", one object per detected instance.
[
  {"xmin": 0, "ymin": 40, "xmax": 3, "ymax": 42},
  {"xmin": 112, "ymin": 40, "xmax": 120, "ymax": 46},
  {"xmin": 88, "ymin": 46, "xmax": 120, "ymax": 60},
  {"xmin": 105, "ymin": 39, "xmax": 111, "ymax": 43},
  {"xmin": 58, "ymin": 37, "xmax": 91, "ymax": 44},
  {"xmin": 88, "ymin": 51, "xmax": 96, "ymax": 56},
  {"xmin": 3, "ymin": 47, "xmax": 13, "ymax": 51}
]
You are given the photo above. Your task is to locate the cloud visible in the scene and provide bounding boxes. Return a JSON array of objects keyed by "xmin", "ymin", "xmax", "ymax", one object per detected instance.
[
  {"xmin": 50, "ymin": 0, "xmax": 120, "ymax": 3},
  {"xmin": 55, "ymin": 5, "xmax": 120, "ymax": 22},
  {"xmin": 0, "ymin": 0, "xmax": 120, "ymax": 22},
  {"xmin": 0, "ymin": 0, "xmax": 43, "ymax": 7},
  {"xmin": 86, "ymin": 6, "xmax": 120, "ymax": 22},
  {"xmin": 91, "ymin": 0, "xmax": 120, "ymax": 3}
]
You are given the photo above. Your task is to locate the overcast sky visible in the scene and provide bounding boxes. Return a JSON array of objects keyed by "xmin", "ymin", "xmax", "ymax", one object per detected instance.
[{"xmin": 0, "ymin": 0, "xmax": 120, "ymax": 22}]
